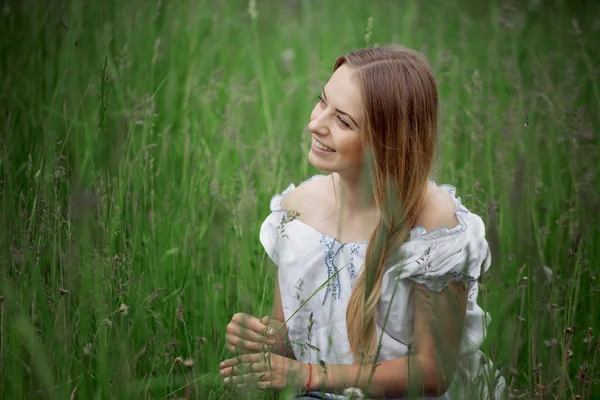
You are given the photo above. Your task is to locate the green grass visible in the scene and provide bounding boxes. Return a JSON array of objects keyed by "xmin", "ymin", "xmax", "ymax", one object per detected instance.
[{"xmin": 0, "ymin": 0, "xmax": 599, "ymax": 398}]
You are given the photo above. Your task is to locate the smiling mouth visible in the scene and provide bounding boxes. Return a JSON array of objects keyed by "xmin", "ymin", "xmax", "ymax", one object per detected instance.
[{"xmin": 313, "ymin": 137, "xmax": 335, "ymax": 152}]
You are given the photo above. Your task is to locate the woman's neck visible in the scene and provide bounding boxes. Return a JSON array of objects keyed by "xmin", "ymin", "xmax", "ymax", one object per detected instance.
[
  {"xmin": 332, "ymin": 172, "xmax": 378, "ymax": 218},
  {"xmin": 332, "ymin": 172, "xmax": 431, "ymax": 222}
]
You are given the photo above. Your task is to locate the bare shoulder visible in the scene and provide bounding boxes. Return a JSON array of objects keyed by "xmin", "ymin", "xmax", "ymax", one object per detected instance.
[
  {"xmin": 281, "ymin": 176, "xmax": 332, "ymax": 215},
  {"xmin": 415, "ymin": 183, "xmax": 460, "ymax": 232}
]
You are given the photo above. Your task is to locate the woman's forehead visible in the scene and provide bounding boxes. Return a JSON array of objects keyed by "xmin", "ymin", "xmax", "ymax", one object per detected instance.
[{"xmin": 324, "ymin": 65, "xmax": 363, "ymax": 120}]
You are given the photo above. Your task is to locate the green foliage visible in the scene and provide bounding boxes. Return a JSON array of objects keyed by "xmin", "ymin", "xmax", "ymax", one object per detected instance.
[{"xmin": 0, "ymin": 0, "xmax": 599, "ymax": 398}]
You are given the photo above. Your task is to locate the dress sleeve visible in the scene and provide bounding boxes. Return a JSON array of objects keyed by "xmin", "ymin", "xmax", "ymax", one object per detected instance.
[
  {"xmin": 259, "ymin": 212, "xmax": 283, "ymax": 265},
  {"xmin": 387, "ymin": 211, "xmax": 491, "ymax": 293},
  {"xmin": 258, "ymin": 176, "xmax": 326, "ymax": 267}
]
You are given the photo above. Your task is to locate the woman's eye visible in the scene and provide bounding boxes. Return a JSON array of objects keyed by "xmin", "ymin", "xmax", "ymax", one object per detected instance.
[
  {"xmin": 337, "ymin": 117, "xmax": 351, "ymax": 128},
  {"xmin": 316, "ymin": 95, "xmax": 351, "ymax": 129}
]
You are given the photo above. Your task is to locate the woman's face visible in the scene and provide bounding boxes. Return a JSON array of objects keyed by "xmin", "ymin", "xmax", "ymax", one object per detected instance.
[{"xmin": 308, "ymin": 64, "xmax": 365, "ymax": 177}]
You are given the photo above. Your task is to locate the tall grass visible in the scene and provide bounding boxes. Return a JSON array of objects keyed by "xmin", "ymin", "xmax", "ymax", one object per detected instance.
[{"xmin": 0, "ymin": 0, "xmax": 599, "ymax": 398}]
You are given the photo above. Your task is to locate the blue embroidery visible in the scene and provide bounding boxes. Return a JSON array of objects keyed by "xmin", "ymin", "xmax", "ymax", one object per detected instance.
[
  {"xmin": 320, "ymin": 235, "xmax": 339, "ymax": 304},
  {"xmin": 411, "ymin": 270, "xmax": 477, "ymax": 291},
  {"xmin": 412, "ymin": 244, "xmax": 478, "ymax": 292},
  {"xmin": 344, "ymin": 243, "xmax": 362, "ymax": 280},
  {"xmin": 320, "ymin": 236, "xmax": 365, "ymax": 304}
]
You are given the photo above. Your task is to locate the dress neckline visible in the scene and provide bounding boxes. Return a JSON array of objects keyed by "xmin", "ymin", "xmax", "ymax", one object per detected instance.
[
  {"xmin": 269, "ymin": 174, "xmax": 470, "ymax": 246},
  {"xmin": 289, "ymin": 218, "xmax": 369, "ymax": 247}
]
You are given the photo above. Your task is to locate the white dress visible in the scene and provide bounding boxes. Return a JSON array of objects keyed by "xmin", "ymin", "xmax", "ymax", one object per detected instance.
[{"xmin": 259, "ymin": 175, "xmax": 505, "ymax": 399}]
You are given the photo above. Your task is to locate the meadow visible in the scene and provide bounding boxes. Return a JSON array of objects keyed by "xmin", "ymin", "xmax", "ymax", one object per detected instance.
[{"xmin": 0, "ymin": 0, "xmax": 599, "ymax": 398}]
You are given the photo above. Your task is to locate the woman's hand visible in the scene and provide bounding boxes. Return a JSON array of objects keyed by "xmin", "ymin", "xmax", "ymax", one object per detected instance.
[
  {"xmin": 259, "ymin": 316, "xmax": 296, "ymax": 359},
  {"xmin": 225, "ymin": 313, "xmax": 275, "ymax": 354},
  {"xmin": 219, "ymin": 352, "xmax": 310, "ymax": 391}
]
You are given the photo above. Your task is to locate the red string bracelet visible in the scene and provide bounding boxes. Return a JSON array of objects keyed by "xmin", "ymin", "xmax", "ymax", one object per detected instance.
[{"xmin": 305, "ymin": 362, "xmax": 312, "ymax": 393}]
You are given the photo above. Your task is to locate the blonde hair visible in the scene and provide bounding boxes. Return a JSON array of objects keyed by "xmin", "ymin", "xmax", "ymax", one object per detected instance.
[{"xmin": 336, "ymin": 45, "xmax": 439, "ymax": 362}]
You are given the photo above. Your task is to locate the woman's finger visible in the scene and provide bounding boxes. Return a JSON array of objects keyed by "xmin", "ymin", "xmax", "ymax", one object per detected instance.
[
  {"xmin": 221, "ymin": 352, "xmax": 267, "ymax": 369},
  {"xmin": 227, "ymin": 323, "xmax": 273, "ymax": 345},
  {"xmin": 231, "ymin": 313, "xmax": 274, "ymax": 336},
  {"xmin": 225, "ymin": 343, "xmax": 254, "ymax": 355},
  {"xmin": 221, "ymin": 362, "xmax": 267, "ymax": 377},
  {"xmin": 225, "ymin": 336, "xmax": 258, "ymax": 353},
  {"xmin": 232, "ymin": 381, "xmax": 270, "ymax": 390},
  {"xmin": 224, "ymin": 372, "xmax": 269, "ymax": 386},
  {"xmin": 226, "ymin": 334, "xmax": 272, "ymax": 352},
  {"xmin": 243, "ymin": 324, "xmax": 273, "ymax": 342}
]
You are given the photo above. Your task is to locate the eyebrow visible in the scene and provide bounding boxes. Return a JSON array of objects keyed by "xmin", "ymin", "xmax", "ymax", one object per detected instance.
[{"xmin": 322, "ymin": 88, "xmax": 359, "ymax": 128}]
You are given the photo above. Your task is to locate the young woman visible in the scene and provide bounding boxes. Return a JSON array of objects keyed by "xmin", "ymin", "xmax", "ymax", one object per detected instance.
[{"xmin": 220, "ymin": 45, "xmax": 505, "ymax": 399}]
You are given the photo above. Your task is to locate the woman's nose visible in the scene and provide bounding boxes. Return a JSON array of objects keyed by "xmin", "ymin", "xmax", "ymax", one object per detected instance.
[{"xmin": 308, "ymin": 114, "xmax": 329, "ymax": 136}]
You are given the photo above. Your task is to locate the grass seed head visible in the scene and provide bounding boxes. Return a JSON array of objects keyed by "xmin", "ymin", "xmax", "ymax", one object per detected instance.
[
  {"xmin": 2, "ymin": 2, "xmax": 11, "ymax": 16},
  {"xmin": 196, "ymin": 336, "xmax": 208, "ymax": 345},
  {"xmin": 145, "ymin": 288, "xmax": 166, "ymax": 304},
  {"xmin": 565, "ymin": 326, "xmax": 575, "ymax": 335},
  {"xmin": 117, "ymin": 303, "xmax": 129, "ymax": 315},
  {"xmin": 176, "ymin": 295, "xmax": 185, "ymax": 324},
  {"xmin": 83, "ymin": 343, "xmax": 94, "ymax": 356},
  {"xmin": 343, "ymin": 387, "xmax": 365, "ymax": 400},
  {"xmin": 248, "ymin": 0, "xmax": 257, "ymax": 20},
  {"xmin": 519, "ymin": 276, "xmax": 528, "ymax": 288},
  {"xmin": 281, "ymin": 48, "xmax": 295, "ymax": 64}
]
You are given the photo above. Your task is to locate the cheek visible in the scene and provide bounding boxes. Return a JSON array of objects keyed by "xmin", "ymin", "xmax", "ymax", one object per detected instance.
[
  {"xmin": 351, "ymin": 139, "xmax": 364, "ymax": 160},
  {"xmin": 336, "ymin": 134, "xmax": 363, "ymax": 159}
]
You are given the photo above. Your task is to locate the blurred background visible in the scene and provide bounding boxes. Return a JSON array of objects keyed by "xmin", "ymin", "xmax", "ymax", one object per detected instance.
[{"xmin": 0, "ymin": 0, "xmax": 599, "ymax": 398}]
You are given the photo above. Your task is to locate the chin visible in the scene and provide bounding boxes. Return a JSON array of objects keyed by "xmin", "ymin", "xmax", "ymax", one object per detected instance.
[{"xmin": 308, "ymin": 151, "xmax": 336, "ymax": 173}]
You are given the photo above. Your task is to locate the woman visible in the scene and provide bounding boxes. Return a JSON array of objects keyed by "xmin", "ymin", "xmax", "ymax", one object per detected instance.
[{"xmin": 219, "ymin": 45, "xmax": 505, "ymax": 399}]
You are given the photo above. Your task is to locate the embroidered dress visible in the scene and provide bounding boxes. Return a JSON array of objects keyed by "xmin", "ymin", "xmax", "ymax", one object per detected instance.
[{"xmin": 260, "ymin": 175, "xmax": 505, "ymax": 400}]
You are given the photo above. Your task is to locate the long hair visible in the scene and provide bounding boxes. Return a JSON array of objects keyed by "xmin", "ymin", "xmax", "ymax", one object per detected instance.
[{"xmin": 338, "ymin": 45, "xmax": 439, "ymax": 362}]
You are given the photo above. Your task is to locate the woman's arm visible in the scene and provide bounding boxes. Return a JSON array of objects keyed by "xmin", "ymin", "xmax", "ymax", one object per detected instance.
[
  {"xmin": 311, "ymin": 281, "xmax": 468, "ymax": 398},
  {"xmin": 265, "ymin": 272, "xmax": 297, "ymax": 360}
]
